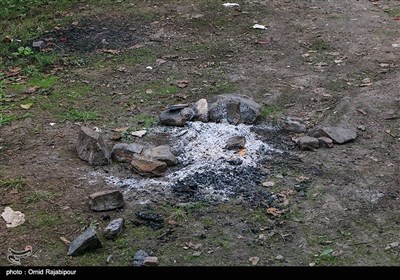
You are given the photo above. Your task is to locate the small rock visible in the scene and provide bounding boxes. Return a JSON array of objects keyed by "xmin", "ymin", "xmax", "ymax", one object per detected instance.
[
  {"xmin": 193, "ymin": 99, "xmax": 208, "ymax": 122},
  {"xmin": 106, "ymin": 255, "xmax": 114, "ymax": 264},
  {"xmin": 208, "ymin": 94, "xmax": 261, "ymax": 124},
  {"xmin": 76, "ymin": 126, "xmax": 110, "ymax": 166},
  {"xmin": 143, "ymin": 256, "xmax": 159, "ymax": 266},
  {"xmin": 298, "ymin": 136, "xmax": 319, "ymax": 151},
  {"xmin": 142, "ymin": 145, "xmax": 177, "ymax": 166},
  {"xmin": 249, "ymin": 256, "xmax": 260, "ymax": 266},
  {"xmin": 227, "ymin": 158, "xmax": 243, "ymax": 165},
  {"xmin": 136, "ymin": 211, "xmax": 163, "ymax": 223},
  {"xmin": 310, "ymin": 126, "xmax": 357, "ymax": 144},
  {"xmin": 167, "ymin": 104, "xmax": 189, "ymax": 111},
  {"xmin": 130, "ymin": 154, "xmax": 168, "ymax": 176},
  {"xmin": 103, "ymin": 218, "xmax": 124, "ymax": 240},
  {"xmin": 111, "ymin": 143, "xmax": 144, "ymax": 162},
  {"xmin": 131, "ymin": 130, "xmax": 147, "ymax": 138},
  {"xmin": 88, "ymin": 190, "xmax": 125, "ymax": 211},
  {"xmin": 225, "ymin": 136, "xmax": 246, "ymax": 150},
  {"xmin": 32, "ymin": 40, "xmax": 45, "ymax": 49},
  {"xmin": 262, "ymin": 181, "xmax": 275, "ymax": 187},
  {"xmin": 390, "ymin": 242, "xmax": 399, "ymax": 248},
  {"xmin": 281, "ymin": 116, "xmax": 306, "ymax": 133},
  {"xmin": 357, "ymin": 125, "xmax": 366, "ymax": 131},
  {"xmin": 67, "ymin": 227, "xmax": 102, "ymax": 256},
  {"xmin": 309, "ymin": 262, "xmax": 315, "ymax": 267},
  {"xmin": 133, "ymin": 250, "xmax": 149, "ymax": 266},
  {"xmin": 318, "ymin": 137, "xmax": 334, "ymax": 148},
  {"xmin": 275, "ymin": 255, "xmax": 284, "ymax": 261}
]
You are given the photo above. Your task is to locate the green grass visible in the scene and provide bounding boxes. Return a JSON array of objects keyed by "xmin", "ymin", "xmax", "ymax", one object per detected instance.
[
  {"xmin": 309, "ymin": 39, "xmax": 331, "ymax": 51},
  {"xmin": 387, "ymin": 8, "xmax": 400, "ymax": 17},
  {"xmin": 0, "ymin": 113, "xmax": 17, "ymax": 127},
  {"xmin": 260, "ymin": 104, "xmax": 282, "ymax": 119},
  {"xmin": 36, "ymin": 212, "xmax": 62, "ymax": 227},
  {"xmin": 0, "ymin": 178, "xmax": 26, "ymax": 191},
  {"xmin": 60, "ymin": 109, "xmax": 100, "ymax": 122},
  {"xmin": 25, "ymin": 190, "xmax": 55, "ymax": 203}
]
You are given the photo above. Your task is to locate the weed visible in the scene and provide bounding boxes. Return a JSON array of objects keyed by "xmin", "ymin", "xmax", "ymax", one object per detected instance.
[
  {"xmin": 309, "ymin": 39, "xmax": 331, "ymax": 51},
  {"xmin": 25, "ymin": 190, "xmax": 54, "ymax": 203},
  {"xmin": 387, "ymin": 8, "xmax": 400, "ymax": 17},
  {"xmin": 0, "ymin": 178, "xmax": 26, "ymax": 191},
  {"xmin": 129, "ymin": 114, "xmax": 156, "ymax": 130},
  {"xmin": 60, "ymin": 109, "xmax": 100, "ymax": 122},
  {"xmin": 260, "ymin": 104, "xmax": 282, "ymax": 119},
  {"xmin": 14, "ymin": 46, "xmax": 33, "ymax": 57},
  {"xmin": 215, "ymin": 234, "xmax": 233, "ymax": 250},
  {"xmin": 0, "ymin": 113, "xmax": 16, "ymax": 127},
  {"xmin": 36, "ymin": 212, "xmax": 62, "ymax": 227}
]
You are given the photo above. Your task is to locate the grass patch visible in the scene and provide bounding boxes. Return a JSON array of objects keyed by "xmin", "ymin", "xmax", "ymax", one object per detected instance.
[
  {"xmin": 0, "ymin": 178, "xmax": 26, "ymax": 191},
  {"xmin": 387, "ymin": 8, "xmax": 400, "ymax": 17},
  {"xmin": 129, "ymin": 114, "xmax": 156, "ymax": 131},
  {"xmin": 309, "ymin": 39, "xmax": 331, "ymax": 51},
  {"xmin": 36, "ymin": 212, "xmax": 62, "ymax": 227},
  {"xmin": 260, "ymin": 104, "xmax": 282, "ymax": 119},
  {"xmin": 0, "ymin": 113, "xmax": 17, "ymax": 127},
  {"xmin": 25, "ymin": 190, "xmax": 55, "ymax": 203},
  {"xmin": 215, "ymin": 234, "xmax": 233, "ymax": 250},
  {"xmin": 60, "ymin": 109, "xmax": 100, "ymax": 122}
]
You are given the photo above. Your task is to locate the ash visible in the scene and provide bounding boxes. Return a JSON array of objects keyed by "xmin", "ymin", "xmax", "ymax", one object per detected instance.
[{"xmin": 94, "ymin": 121, "xmax": 279, "ymax": 205}]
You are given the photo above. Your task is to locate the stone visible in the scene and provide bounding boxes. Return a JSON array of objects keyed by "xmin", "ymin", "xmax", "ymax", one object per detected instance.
[
  {"xmin": 167, "ymin": 104, "xmax": 189, "ymax": 111},
  {"xmin": 310, "ymin": 126, "xmax": 357, "ymax": 144},
  {"xmin": 88, "ymin": 190, "xmax": 125, "ymax": 211},
  {"xmin": 193, "ymin": 99, "xmax": 208, "ymax": 122},
  {"xmin": 357, "ymin": 125, "xmax": 366, "ymax": 131},
  {"xmin": 142, "ymin": 145, "xmax": 178, "ymax": 166},
  {"xmin": 133, "ymin": 250, "xmax": 149, "ymax": 266},
  {"xmin": 111, "ymin": 143, "xmax": 144, "ymax": 162},
  {"xmin": 76, "ymin": 126, "xmax": 110, "ymax": 166},
  {"xmin": 180, "ymin": 107, "xmax": 195, "ymax": 121},
  {"xmin": 103, "ymin": 218, "xmax": 124, "ymax": 240},
  {"xmin": 143, "ymin": 256, "xmax": 159, "ymax": 266},
  {"xmin": 225, "ymin": 136, "xmax": 246, "ymax": 150},
  {"xmin": 67, "ymin": 227, "xmax": 102, "ymax": 256},
  {"xmin": 298, "ymin": 136, "xmax": 319, "ymax": 151},
  {"xmin": 208, "ymin": 94, "xmax": 261, "ymax": 124},
  {"xmin": 281, "ymin": 116, "xmax": 306, "ymax": 133},
  {"xmin": 32, "ymin": 40, "xmax": 45, "ymax": 49},
  {"xmin": 275, "ymin": 255, "xmax": 284, "ymax": 261},
  {"xmin": 318, "ymin": 137, "xmax": 334, "ymax": 148},
  {"xmin": 159, "ymin": 109, "xmax": 187, "ymax": 126},
  {"xmin": 130, "ymin": 154, "xmax": 168, "ymax": 176}
]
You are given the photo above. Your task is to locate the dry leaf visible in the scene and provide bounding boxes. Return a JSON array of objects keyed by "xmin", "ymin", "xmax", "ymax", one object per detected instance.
[
  {"xmin": 249, "ymin": 256, "xmax": 260, "ymax": 266},
  {"xmin": 20, "ymin": 103, "xmax": 33, "ymax": 110},
  {"xmin": 131, "ymin": 130, "xmax": 147, "ymax": 138},
  {"xmin": 112, "ymin": 127, "xmax": 129, "ymax": 132},
  {"xmin": 295, "ymin": 176, "xmax": 310, "ymax": 183},
  {"xmin": 176, "ymin": 80, "xmax": 189, "ymax": 88},
  {"xmin": 100, "ymin": 49, "xmax": 121, "ymax": 55},
  {"xmin": 266, "ymin": 207, "xmax": 283, "ymax": 217},
  {"xmin": 60, "ymin": 236, "xmax": 71, "ymax": 245},
  {"xmin": 25, "ymin": 86, "xmax": 40, "ymax": 94},
  {"xmin": 262, "ymin": 181, "xmax": 275, "ymax": 187},
  {"xmin": 238, "ymin": 148, "xmax": 247, "ymax": 157}
]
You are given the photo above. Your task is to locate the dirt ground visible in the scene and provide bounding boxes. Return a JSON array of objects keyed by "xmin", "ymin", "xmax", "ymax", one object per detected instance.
[{"xmin": 1, "ymin": 0, "xmax": 400, "ymax": 266}]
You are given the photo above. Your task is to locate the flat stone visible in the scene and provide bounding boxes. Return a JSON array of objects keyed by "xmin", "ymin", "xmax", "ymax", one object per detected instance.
[
  {"xmin": 143, "ymin": 256, "xmax": 159, "ymax": 266},
  {"xmin": 208, "ymin": 94, "xmax": 261, "ymax": 124},
  {"xmin": 310, "ymin": 126, "xmax": 357, "ymax": 144},
  {"xmin": 130, "ymin": 154, "xmax": 167, "ymax": 176},
  {"xmin": 166, "ymin": 104, "xmax": 189, "ymax": 111},
  {"xmin": 88, "ymin": 190, "xmax": 125, "ymax": 211},
  {"xmin": 193, "ymin": 99, "xmax": 208, "ymax": 122},
  {"xmin": 32, "ymin": 40, "xmax": 45, "ymax": 49},
  {"xmin": 180, "ymin": 107, "xmax": 195, "ymax": 121},
  {"xmin": 298, "ymin": 136, "xmax": 319, "ymax": 151},
  {"xmin": 159, "ymin": 109, "xmax": 187, "ymax": 126},
  {"xmin": 111, "ymin": 143, "xmax": 144, "ymax": 162},
  {"xmin": 225, "ymin": 136, "xmax": 246, "ymax": 150},
  {"xmin": 142, "ymin": 145, "xmax": 177, "ymax": 166},
  {"xmin": 275, "ymin": 255, "xmax": 284, "ymax": 261},
  {"xmin": 76, "ymin": 126, "xmax": 110, "ymax": 166},
  {"xmin": 133, "ymin": 250, "xmax": 149, "ymax": 266},
  {"xmin": 67, "ymin": 227, "xmax": 102, "ymax": 256},
  {"xmin": 103, "ymin": 218, "xmax": 124, "ymax": 240},
  {"xmin": 281, "ymin": 116, "xmax": 306, "ymax": 133},
  {"xmin": 318, "ymin": 137, "xmax": 334, "ymax": 148}
]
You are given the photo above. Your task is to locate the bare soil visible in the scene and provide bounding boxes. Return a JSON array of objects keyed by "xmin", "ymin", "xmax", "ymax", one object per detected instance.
[{"xmin": 1, "ymin": 0, "xmax": 400, "ymax": 266}]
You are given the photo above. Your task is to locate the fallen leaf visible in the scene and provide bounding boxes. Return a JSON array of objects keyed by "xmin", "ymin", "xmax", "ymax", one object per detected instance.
[
  {"xmin": 112, "ymin": 127, "xmax": 129, "ymax": 132},
  {"xmin": 295, "ymin": 176, "xmax": 310, "ymax": 183},
  {"xmin": 25, "ymin": 86, "xmax": 40, "ymax": 94},
  {"xmin": 176, "ymin": 80, "xmax": 189, "ymax": 88},
  {"xmin": 319, "ymin": 249, "xmax": 334, "ymax": 257},
  {"xmin": 131, "ymin": 130, "xmax": 147, "ymax": 138},
  {"xmin": 266, "ymin": 207, "xmax": 283, "ymax": 217},
  {"xmin": 249, "ymin": 256, "xmax": 260, "ymax": 266},
  {"xmin": 111, "ymin": 133, "xmax": 122, "ymax": 141},
  {"xmin": 100, "ymin": 49, "xmax": 120, "ymax": 55},
  {"xmin": 167, "ymin": 219, "xmax": 177, "ymax": 225},
  {"xmin": 357, "ymin": 109, "xmax": 367, "ymax": 115},
  {"xmin": 146, "ymin": 89, "xmax": 154, "ymax": 94},
  {"xmin": 238, "ymin": 148, "xmax": 247, "ymax": 156},
  {"xmin": 156, "ymin": 59, "xmax": 167, "ymax": 65},
  {"xmin": 20, "ymin": 103, "xmax": 33, "ymax": 110}
]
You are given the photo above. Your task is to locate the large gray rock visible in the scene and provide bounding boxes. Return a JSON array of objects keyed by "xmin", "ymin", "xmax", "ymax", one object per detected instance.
[
  {"xmin": 298, "ymin": 136, "xmax": 319, "ymax": 151},
  {"xmin": 130, "ymin": 154, "xmax": 167, "ymax": 176},
  {"xmin": 225, "ymin": 136, "xmax": 246, "ymax": 150},
  {"xmin": 281, "ymin": 117, "xmax": 306, "ymax": 133},
  {"xmin": 103, "ymin": 218, "xmax": 124, "ymax": 240},
  {"xmin": 67, "ymin": 227, "xmax": 102, "ymax": 256},
  {"xmin": 111, "ymin": 143, "xmax": 144, "ymax": 162},
  {"xmin": 208, "ymin": 94, "xmax": 261, "ymax": 124},
  {"xmin": 133, "ymin": 250, "xmax": 149, "ymax": 266},
  {"xmin": 193, "ymin": 99, "xmax": 208, "ymax": 122},
  {"xmin": 76, "ymin": 126, "xmax": 110, "ymax": 166},
  {"xmin": 159, "ymin": 107, "xmax": 193, "ymax": 127},
  {"xmin": 89, "ymin": 190, "xmax": 125, "ymax": 211},
  {"xmin": 310, "ymin": 126, "xmax": 357, "ymax": 144},
  {"xmin": 142, "ymin": 145, "xmax": 177, "ymax": 166}
]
